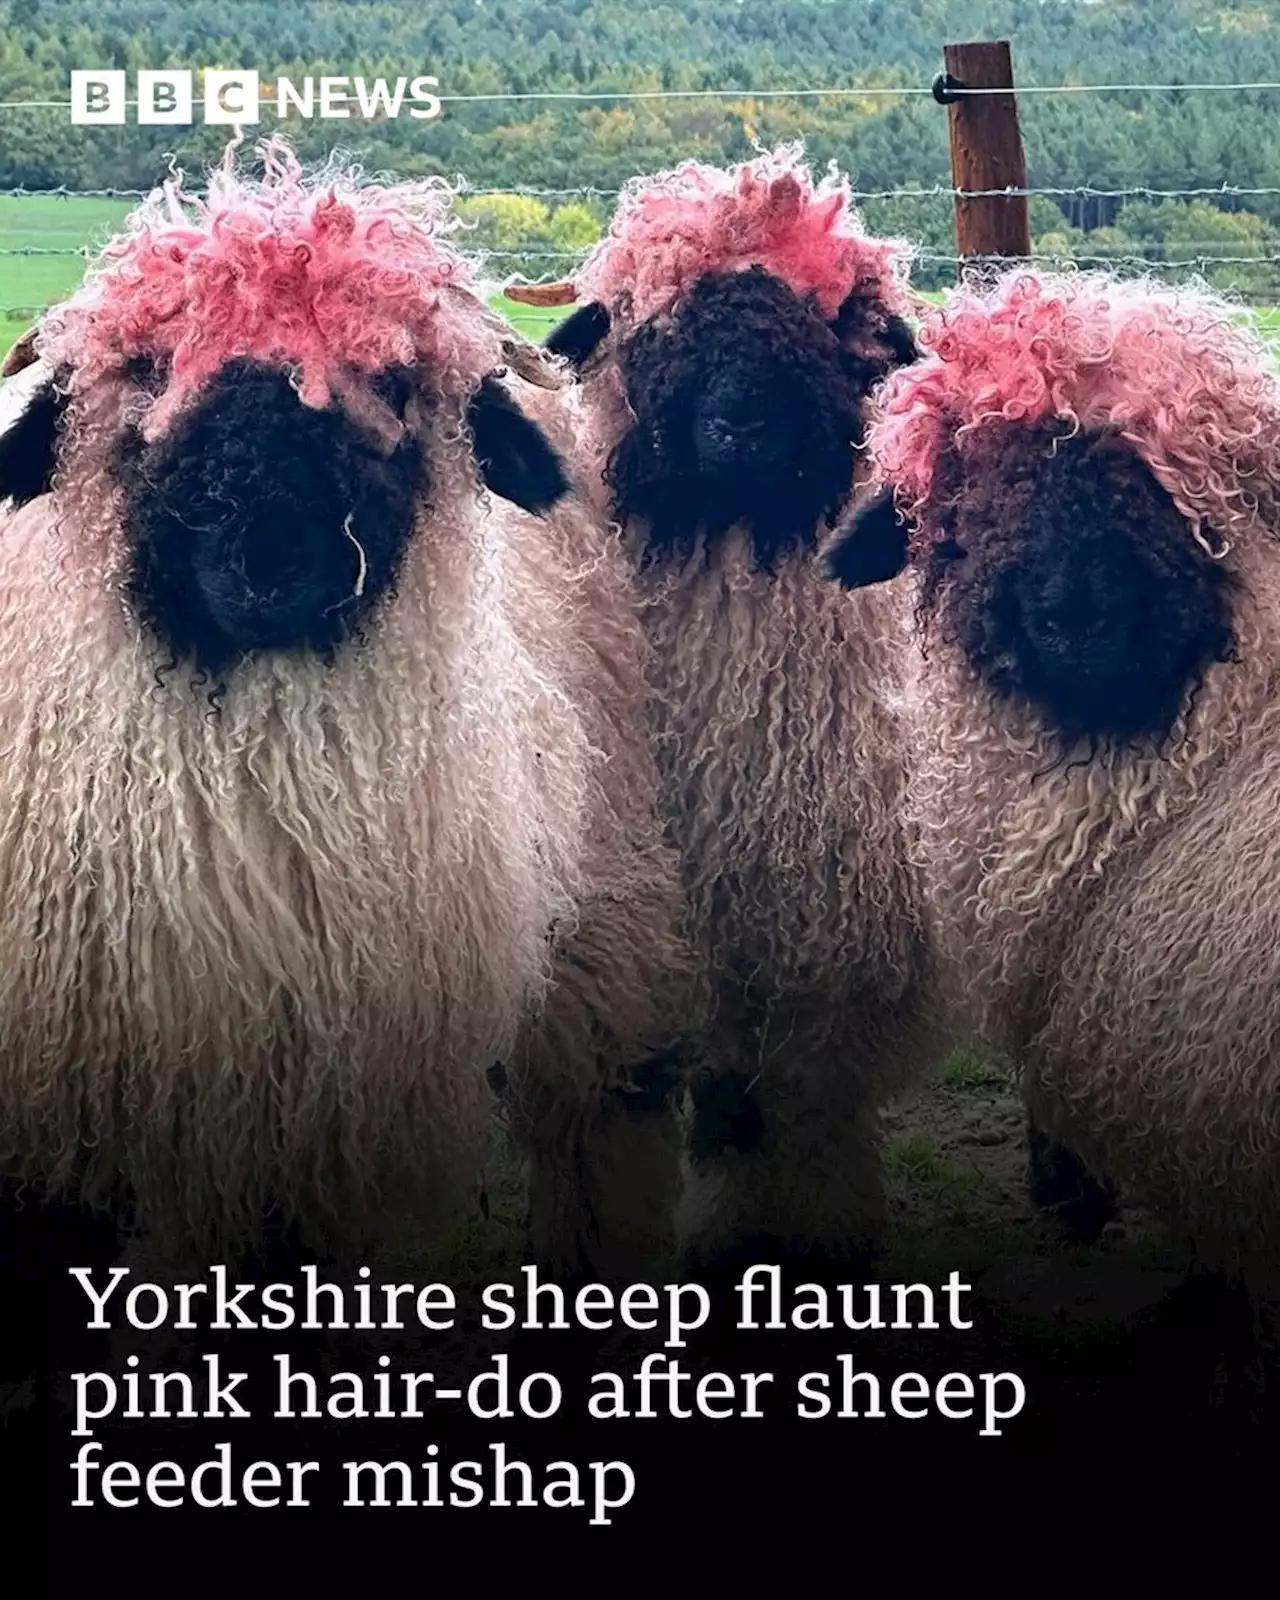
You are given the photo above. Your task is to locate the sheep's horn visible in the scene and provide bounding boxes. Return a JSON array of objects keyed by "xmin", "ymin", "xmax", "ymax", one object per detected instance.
[
  {"xmin": 2, "ymin": 327, "xmax": 39, "ymax": 377},
  {"xmin": 500, "ymin": 337, "xmax": 570, "ymax": 390},
  {"xmin": 504, "ymin": 281, "xmax": 579, "ymax": 307}
]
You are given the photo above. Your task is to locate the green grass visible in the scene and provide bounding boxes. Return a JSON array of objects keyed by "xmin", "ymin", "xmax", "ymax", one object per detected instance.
[
  {"xmin": 884, "ymin": 1133, "xmax": 995, "ymax": 1209},
  {"xmin": 0, "ymin": 195, "xmax": 132, "ymax": 357},
  {"xmin": 1253, "ymin": 305, "xmax": 1280, "ymax": 339},
  {"xmin": 487, "ymin": 294, "xmax": 563, "ymax": 342},
  {"xmin": 881, "ymin": 1132, "xmax": 1029, "ymax": 1281},
  {"xmin": 937, "ymin": 1047, "xmax": 1012, "ymax": 1092},
  {"xmin": 884, "ymin": 1133, "xmax": 950, "ymax": 1185}
]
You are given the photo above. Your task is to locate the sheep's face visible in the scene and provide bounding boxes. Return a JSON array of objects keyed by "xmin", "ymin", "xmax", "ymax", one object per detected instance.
[
  {"xmin": 0, "ymin": 354, "xmax": 571, "ymax": 681},
  {"xmin": 112, "ymin": 356, "xmax": 424, "ymax": 675},
  {"xmin": 546, "ymin": 266, "xmax": 918, "ymax": 570},
  {"xmin": 0, "ymin": 141, "xmax": 587, "ymax": 691},
  {"xmin": 828, "ymin": 418, "xmax": 1238, "ymax": 749}
]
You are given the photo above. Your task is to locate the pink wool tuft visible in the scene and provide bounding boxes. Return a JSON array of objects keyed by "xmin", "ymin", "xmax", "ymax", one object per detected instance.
[
  {"xmin": 39, "ymin": 135, "xmax": 505, "ymax": 437},
  {"xmin": 575, "ymin": 142, "xmax": 912, "ymax": 328},
  {"xmin": 867, "ymin": 269, "xmax": 1280, "ymax": 553}
]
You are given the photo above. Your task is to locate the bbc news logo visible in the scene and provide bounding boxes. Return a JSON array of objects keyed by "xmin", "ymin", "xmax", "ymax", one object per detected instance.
[{"xmin": 70, "ymin": 70, "xmax": 443, "ymax": 125}]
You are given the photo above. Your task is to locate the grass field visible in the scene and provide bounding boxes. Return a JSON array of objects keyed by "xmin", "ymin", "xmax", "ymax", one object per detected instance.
[{"xmin": 0, "ymin": 191, "xmax": 1268, "ymax": 1437}]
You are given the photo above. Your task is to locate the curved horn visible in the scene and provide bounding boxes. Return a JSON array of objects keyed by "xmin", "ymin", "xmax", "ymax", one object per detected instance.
[
  {"xmin": 2, "ymin": 327, "xmax": 39, "ymax": 378},
  {"xmin": 504, "ymin": 280, "xmax": 579, "ymax": 307},
  {"xmin": 500, "ymin": 337, "xmax": 570, "ymax": 390}
]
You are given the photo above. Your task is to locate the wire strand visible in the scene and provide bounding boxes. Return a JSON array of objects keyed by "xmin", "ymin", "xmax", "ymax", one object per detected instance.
[
  {"xmin": 6, "ymin": 79, "xmax": 1280, "ymax": 112},
  {"xmin": 7, "ymin": 182, "xmax": 1280, "ymax": 203}
]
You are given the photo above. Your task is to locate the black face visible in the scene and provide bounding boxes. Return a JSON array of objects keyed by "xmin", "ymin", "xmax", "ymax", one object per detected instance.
[
  {"xmin": 109, "ymin": 358, "xmax": 571, "ymax": 681},
  {"xmin": 546, "ymin": 266, "xmax": 919, "ymax": 572},
  {"xmin": 114, "ymin": 359, "xmax": 425, "ymax": 678},
  {"xmin": 970, "ymin": 447, "xmax": 1238, "ymax": 748},
  {"xmin": 833, "ymin": 422, "xmax": 1238, "ymax": 750}
]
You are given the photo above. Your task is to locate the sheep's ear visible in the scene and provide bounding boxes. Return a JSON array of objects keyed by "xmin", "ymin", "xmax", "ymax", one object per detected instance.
[
  {"xmin": 467, "ymin": 374, "xmax": 570, "ymax": 515},
  {"xmin": 0, "ymin": 376, "xmax": 67, "ymax": 508},
  {"xmin": 544, "ymin": 302, "xmax": 611, "ymax": 369},
  {"xmin": 879, "ymin": 312, "xmax": 923, "ymax": 370},
  {"xmin": 834, "ymin": 291, "xmax": 924, "ymax": 374},
  {"xmin": 823, "ymin": 483, "xmax": 911, "ymax": 587}
]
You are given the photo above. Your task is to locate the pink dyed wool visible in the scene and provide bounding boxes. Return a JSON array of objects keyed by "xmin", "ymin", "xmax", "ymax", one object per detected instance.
[
  {"xmin": 40, "ymin": 136, "xmax": 503, "ymax": 438},
  {"xmin": 867, "ymin": 269, "xmax": 1280, "ymax": 551},
  {"xmin": 576, "ymin": 143, "xmax": 913, "ymax": 328}
]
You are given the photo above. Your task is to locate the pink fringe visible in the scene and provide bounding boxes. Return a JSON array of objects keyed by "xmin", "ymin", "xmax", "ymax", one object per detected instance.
[
  {"xmin": 576, "ymin": 142, "xmax": 913, "ymax": 327},
  {"xmin": 868, "ymin": 269, "xmax": 1280, "ymax": 552},
  {"xmin": 40, "ymin": 135, "xmax": 504, "ymax": 437}
]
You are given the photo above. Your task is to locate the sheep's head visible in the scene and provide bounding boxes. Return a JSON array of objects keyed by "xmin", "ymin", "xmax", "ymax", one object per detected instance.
[
  {"xmin": 0, "ymin": 136, "xmax": 571, "ymax": 680},
  {"xmin": 517, "ymin": 145, "xmax": 919, "ymax": 569},
  {"xmin": 823, "ymin": 270, "xmax": 1280, "ymax": 751}
]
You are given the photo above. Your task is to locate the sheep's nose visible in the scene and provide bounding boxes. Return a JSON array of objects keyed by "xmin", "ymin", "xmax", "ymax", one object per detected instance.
[
  {"xmin": 118, "ymin": 359, "xmax": 423, "ymax": 678},
  {"xmin": 702, "ymin": 413, "xmax": 764, "ymax": 454},
  {"xmin": 696, "ymin": 396, "xmax": 778, "ymax": 473},
  {"xmin": 715, "ymin": 391, "xmax": 767, "ymax": 432}
]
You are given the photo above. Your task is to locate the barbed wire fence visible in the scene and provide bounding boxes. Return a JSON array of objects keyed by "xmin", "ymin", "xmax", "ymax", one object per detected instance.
[{"xmin": 3, "ymin": 72, "xmax": 1280, "ymax": 331}]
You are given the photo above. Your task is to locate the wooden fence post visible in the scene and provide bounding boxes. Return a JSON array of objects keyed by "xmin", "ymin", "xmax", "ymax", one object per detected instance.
[{"xmin": 935, "ymin": 40, "xmax": 1030, "ymax": 288}]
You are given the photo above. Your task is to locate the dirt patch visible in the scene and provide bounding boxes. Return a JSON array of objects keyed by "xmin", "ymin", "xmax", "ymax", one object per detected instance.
[{"xmin": 880, "ymin": 1053, "xmax": 1186, "ymax": 1322}]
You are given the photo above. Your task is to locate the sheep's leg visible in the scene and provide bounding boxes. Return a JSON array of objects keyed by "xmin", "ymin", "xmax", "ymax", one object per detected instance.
[
  {"xmin": 1025, "ymin": 1113, "xmax": 1119, "ymax": 1245},
  {"xmin": 501, "ymin": 1041, "xmax": 687, "ymax": 1284},
  {"xmin": 501, "ymin": 883, "xmax": 693, "ymax": 1285},
  {"xmin": 676, "ymin": 1055, "xmax": 887, "ymax": 1275}
]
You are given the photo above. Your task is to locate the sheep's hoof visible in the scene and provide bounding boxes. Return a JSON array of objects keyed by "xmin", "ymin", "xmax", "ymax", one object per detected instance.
[{"xmin": 1027, "ymin": 1124, "xmax": 1119, "ymax": 1244}]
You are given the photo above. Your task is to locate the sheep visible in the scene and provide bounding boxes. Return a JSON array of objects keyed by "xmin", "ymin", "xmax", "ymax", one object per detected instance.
[
  {"xmin": 825, "ymin": 267, "xmax": 1280, "ymax": 1389},
  {"xmin": 0, "ymin": 133, "xmax": 693, "ymax": 1338},
  {"xmin": 510, "ymin": 146, "xmax": 941, "ymax": 1271}
]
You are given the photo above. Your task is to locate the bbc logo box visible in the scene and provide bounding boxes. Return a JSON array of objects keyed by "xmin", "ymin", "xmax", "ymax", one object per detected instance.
[{"xmin": 69, "ymin": 70, "xmax": 443, "ymax": 125}]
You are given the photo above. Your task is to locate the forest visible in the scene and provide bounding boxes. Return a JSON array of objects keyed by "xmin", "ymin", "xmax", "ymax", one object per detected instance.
[{"xmin": 2, "ymin": 1, "xmax": 1280, "ymax": 295}]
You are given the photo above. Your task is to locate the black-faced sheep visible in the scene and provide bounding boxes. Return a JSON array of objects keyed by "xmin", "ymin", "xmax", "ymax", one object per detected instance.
[
  {"xmin": 514, "ymin": 147, "xmax": 941, "ymax": 1270},
  {"xmin": 826, "ymin": 269, "xmax": 1280, "ymax": 1384},
  {"xmin": 0, "ymin": 135, "xmax": 693, "ymax": 1341}
]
